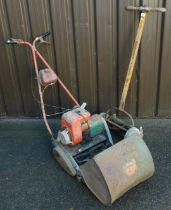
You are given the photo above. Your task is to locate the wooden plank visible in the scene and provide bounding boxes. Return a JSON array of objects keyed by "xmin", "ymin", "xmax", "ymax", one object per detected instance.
[
  {"xmin": 158, "ymin": 0, "xmax": 171, "ymax": 117},
  {"xmin": 95, "ymin": 0, "xmax": 117, "ymax": 112},
  {"xmin": 50, "ymin": 0, "xmax": 78, "ymax": 108},
  {"xmin": 5, "ymin": 0, "xmax": 37, "ymax": 116},
  {"xmin": 0, "ymin": 0, "xmax": 23, "ymax": 116},
  {"xmin": 118, "ymin": 0, "xmax": 140, "ymax": 116},
  {"xmin": 73, "ymin": 0, "xmax": 97, "ymax": 112},
  {"xmin": 138, "ymin": 0, "xmax": 162, "ymax": 117},
  {"xmin": 27, "ymin": 0, "xmax": 60, "ymax": 115}
]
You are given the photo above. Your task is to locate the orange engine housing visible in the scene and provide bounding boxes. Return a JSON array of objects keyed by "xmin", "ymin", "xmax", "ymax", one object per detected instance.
[{"xmin": 61, "ymin": 108, "xmax": 90, "ymax": 145}]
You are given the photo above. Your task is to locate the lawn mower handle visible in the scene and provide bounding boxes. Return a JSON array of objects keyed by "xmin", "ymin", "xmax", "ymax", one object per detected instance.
[
  {"xmin": 5, "ymin": 34, "xmax": 80, "ymax": 108},
  {"xmin": 5, "ymin": 33, "xmax": 80, "ymax": 139},
  {"xmin": 126, "ymin": 6, "xmax": 166, "ymax": 13},
  {"xmin": 5, "ymin": 32, "xmax": 50, "ymax": 45}
]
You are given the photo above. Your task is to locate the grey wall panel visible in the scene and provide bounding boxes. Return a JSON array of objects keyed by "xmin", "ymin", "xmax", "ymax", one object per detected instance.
[
  {"xmin": 72, "ymin": 0, "xmax": 97, "ymax": 112},
  {"xmin": 96, "ymin": 0, "xmax": 117, "ymax": 112},
  {"xmin": 50, "ymin": 0, "xmax": 78, "ymax": 108},
  {"xmin": 0, "ymin": 0, "xmax": 23, "ymax": 116},
  {"xmin": 158, "ymin": 0, "xmax": 171, "ymax": 117},
  {"xmin": 138, "ymin": 0, "xmax": 163, "ymax": 117}
]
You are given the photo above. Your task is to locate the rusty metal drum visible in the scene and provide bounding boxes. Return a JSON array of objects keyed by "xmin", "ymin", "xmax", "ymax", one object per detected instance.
[{"xmin": 80, "ymin": 134, "xmax": 155, "ymax": 205}]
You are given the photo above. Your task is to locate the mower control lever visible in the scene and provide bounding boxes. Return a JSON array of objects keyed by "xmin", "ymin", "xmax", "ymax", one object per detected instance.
[
  {"xmin": 80, "ymin": 102, "xmax": 87, "ymax": 110},
  {"xmin": 5, "ymin": 38, "xmax": 23, "ymax": 44},
  {"xmin": 76, "ymin": 102, "xmax": 87, "ymax": 114}
]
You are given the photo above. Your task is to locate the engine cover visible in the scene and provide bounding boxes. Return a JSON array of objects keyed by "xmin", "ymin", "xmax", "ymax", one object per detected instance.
[{"xmin": 61, "ymin": 107, "xmax": 90, "ymax": 145}]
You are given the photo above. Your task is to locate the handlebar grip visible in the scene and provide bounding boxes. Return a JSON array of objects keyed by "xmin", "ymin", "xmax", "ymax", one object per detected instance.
[
  {"xmin": 5, "ymin": 38, "xmax": 23, "ymax": 44},
  {"xmin": 5, "ymin": 39, "xmax": 18, "ymax": 44},
  {"xmin": 41, "ymin": 32, "xmax": 51, "ymax": 39},
  {"xmin": 126, "ymin": 6, "xmax": 166, "ymax": 12}
]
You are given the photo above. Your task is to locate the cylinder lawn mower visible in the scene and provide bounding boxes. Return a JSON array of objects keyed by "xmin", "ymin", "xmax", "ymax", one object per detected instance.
[{"xmin": 5, "ymin": 5, "xmax": 165, "ymax": 205}]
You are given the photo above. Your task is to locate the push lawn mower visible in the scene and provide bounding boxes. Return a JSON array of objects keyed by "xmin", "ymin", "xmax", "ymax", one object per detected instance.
[{"xmin": 5, "ymin": 5, "xmax": 166, "ymax": 206}]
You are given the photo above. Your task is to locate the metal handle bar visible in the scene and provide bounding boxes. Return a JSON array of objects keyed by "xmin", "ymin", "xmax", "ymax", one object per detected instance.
[
  {"xmin": 126, "ymin": 6, "xmax": 166, "ymax": 13},
  {"xmin": 5, "ymin": 32, "xmax": 50, "ymax": 45}
]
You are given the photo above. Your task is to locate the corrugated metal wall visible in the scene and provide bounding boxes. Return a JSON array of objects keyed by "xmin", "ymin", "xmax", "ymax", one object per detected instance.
[{"xmin": 0, "ymin": 0, "xmax": 170, "ymax": 118}]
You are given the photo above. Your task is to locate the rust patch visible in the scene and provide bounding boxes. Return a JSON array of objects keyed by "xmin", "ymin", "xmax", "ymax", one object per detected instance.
[{"xmin": 124, "ymin": 159, "xmax": 137, "ymax": 176}]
